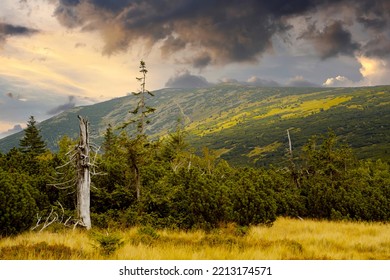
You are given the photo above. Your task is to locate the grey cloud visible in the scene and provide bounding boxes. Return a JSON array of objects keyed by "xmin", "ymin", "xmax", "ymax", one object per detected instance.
[
  {"xmin": 160, "ymin": 36, "xmax": 186, "ymax": 58},
  {"xmin": 0, "ymin": 22, "xmax": 39, "ymax": 45},
  {"xmin": 218, "ymin": 76, "xmax": 280, "ymax": 87},
  {"xmin": 49, "ymin": 0, "xmax": 390, "ymax": 65},
  {"xmin": 50, "ymin": 0, "xmax": 308, "ymax": 65},
  {"xmin": 165, "ymin": 71, "xmax": 211, "ymax": 88},
  {"xmin": 5, "ymin": 92, "xmax": 27, "ymax": 101},
  {"xmin": 363, "ymin": 35, "xmax": 390, "ymax": 58},
  {"xmin": 300, "ymin": 21, "xmax": 360, "ymax": 59},
  {"xmin": 186, "ymin": 52, "xmax": 213, "ymax": 69},
  {"xmin": 287, "ymin": 76, "xmax": 320, "ymax": 87},
  {"xmin": 246, "ymin": 76, "xmax": 280, "ymax": 87},
  {"xmin": 0, "ymin": 124, "xmax": 23, "ymax": 139},
  {"xmin": 47, "ymin": 95, "xmax": 76, "ymax": 115},
  {"xmin": 74, "ymin": 42, "xmax": 86, "ymax": 48}
]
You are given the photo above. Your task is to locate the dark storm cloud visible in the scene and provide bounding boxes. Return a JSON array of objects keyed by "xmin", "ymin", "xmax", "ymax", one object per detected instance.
[
  {"xmin": 363, "ymin": 36, "xmax": 390, "ymax": 58},
  {"xmin": 165, "ymin": 71, "xmax": 211, "ymax": 88},
  {"xmin": 190, "ymin": 52, "xmax": 212, "ymax": 69},
  {"xmin": 160, "ymin": 35, "xmax": 186, "ymax": 57},
  {"xmin": 50, "ymin": 0, "xmax": 390, "ymax": 66},
  {"xmin": 47, "ymin": 95, "xmax": 76, "ymax": 115},
  {"xmin": 50, "ymin": 0, "xmax": 304, "ymax": 65},
  {"xmin": 0, "ymin": 22, "xmax": 39, "ymax": 44},
  {"xmin": 300, "ymin": 21, "xmax": 360, "ymax": 59}
]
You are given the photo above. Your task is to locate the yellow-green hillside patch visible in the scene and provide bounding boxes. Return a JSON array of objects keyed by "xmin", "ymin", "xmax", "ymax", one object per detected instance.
[
  {"xmin": 187, "ymin": 94, "xmax": 352, "ymax": 136},
  {"xmin": 247, "ymin": 142, "xmax": 282, "ymax": 159}
]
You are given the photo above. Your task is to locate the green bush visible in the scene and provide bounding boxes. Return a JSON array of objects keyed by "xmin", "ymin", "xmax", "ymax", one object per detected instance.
[
  {"xmin": 90, "ymin": 231, "xmax": 124, "ymax": 256},
  {"xmin": 170, "ymin": 168, "xmax": 231, "ymax": 230},
  {"xmin": 0, "ymin": 171, "xmax": 38, "ymax": 236},
  {"xmin": 228, "ymin": 168, "xmax": 277, "ymax": 226}
]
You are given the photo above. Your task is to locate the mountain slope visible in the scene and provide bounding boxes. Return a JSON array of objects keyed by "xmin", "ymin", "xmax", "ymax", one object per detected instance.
[{"xmin": 0, "ymin": 84, "xmax": 389, "ymax": 166}]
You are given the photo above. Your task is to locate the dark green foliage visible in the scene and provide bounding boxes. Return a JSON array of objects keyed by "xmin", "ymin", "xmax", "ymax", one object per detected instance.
[
  {"xmin": 88, "ymin": 130, "xmax": 390, "ymax": 229},
  {"xmin": 1, "ymin": 116, "xmax": 389, "ymax": 236},
  {"xmin": 89, "ymin": 231, "xmax": 124, "ymax": 256},
  {"xmin": 19, "ymin": 116, "xmax": 46, "ymax": 156},
  {"xmin": 286, "ymin": 131, "xmax": 390, "ymax": 221},
  {"xmin": 227, "ymin": 168, "xmax": 277, "ymax": 226},
  {"xmin": 170, "ymin": 168, "xmax": 231, "ymax": 230},
  {"xmin": 0, "ymin": 171, "xmax": 38, "ymax": 236}
]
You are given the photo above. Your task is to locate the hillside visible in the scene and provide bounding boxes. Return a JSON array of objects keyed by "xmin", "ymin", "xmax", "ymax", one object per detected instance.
[{"xmin": 0, "ymin": 84, "xmax": 389, "ymax": 166}]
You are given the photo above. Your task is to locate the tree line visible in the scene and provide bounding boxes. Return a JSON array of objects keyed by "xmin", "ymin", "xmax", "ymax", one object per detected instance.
[{"xmin": 1, "ymin": 116, "xmax": 389, "ymax": 236}]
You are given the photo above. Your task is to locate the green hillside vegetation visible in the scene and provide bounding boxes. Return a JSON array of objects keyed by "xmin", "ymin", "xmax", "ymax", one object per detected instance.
[
  {"xmin": 0, "ymin": 85, "xmax": 389, "ymax": 166},
  {"xmin": 186, "ymin": 85, "xmax": 390, "ymax": 166},
  {"xmin": 1, "ymin": 121, "xmax": 390, "ymax": 237}
]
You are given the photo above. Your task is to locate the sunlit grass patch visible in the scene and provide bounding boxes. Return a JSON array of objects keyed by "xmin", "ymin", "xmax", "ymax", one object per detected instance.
[
  {"xmin": 1, "ymin": 218, "xmax": 389, "ymax": 260},
  {"xmin": 247, "ymin": 142, "xmax": 282, "ymax": 159}
]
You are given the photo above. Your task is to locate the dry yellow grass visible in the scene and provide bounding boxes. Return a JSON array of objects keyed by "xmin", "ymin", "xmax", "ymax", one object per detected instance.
[{"xmin": 1, "ymin": 218, "xmax": 389, "ymax": 260}]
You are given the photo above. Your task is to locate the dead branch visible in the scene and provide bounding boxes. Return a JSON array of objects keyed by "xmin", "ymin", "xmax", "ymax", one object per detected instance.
[
  {"xmin": 47, "ymin": 177, "xmax": 77, "ymax": 188},
  {"xmin": 40, "ymin": 209, "xmax": 59, "ymax": 232},
  {"xmin": 55, "ymin": 154, "xmax": 77, "ymax": 170},
  {"xmin": 30, "ymin": 213, "xmax": 43, "ymax": 231},
  {"xmin": 64, "ymin": 216, "xmax": 73, "ymax": 227}
]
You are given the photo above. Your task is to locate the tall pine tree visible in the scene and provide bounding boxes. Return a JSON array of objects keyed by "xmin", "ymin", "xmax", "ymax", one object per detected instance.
[{"xmin": 19, "ymin": 116, "xmax": 46, "ymax": 156}]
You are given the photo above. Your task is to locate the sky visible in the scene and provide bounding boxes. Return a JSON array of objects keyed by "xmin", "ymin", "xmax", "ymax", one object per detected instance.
[{"xmin": 0, "ymin": 0, "xmax": 389, "ymax": 138}]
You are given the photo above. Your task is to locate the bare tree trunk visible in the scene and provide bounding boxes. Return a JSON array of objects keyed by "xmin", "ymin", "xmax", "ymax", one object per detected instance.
[
  {"xmin": 76, "ymin": 115, "xmax": 91, "ymax": 230},
  {"xmin": 287, "ymin": 128, "xmax": 300, "ymax": 189},
  {"xmin": 287, "ymin": 129, "xmax": 293, "ymax": 157}
]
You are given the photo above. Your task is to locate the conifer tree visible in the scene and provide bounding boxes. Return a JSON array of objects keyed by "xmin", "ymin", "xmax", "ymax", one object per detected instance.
[
  {"xmin": 19, "ymin": 116, "xmax": 46, "ymax": 156},
  {"xmin": 118, "ymin": 60, "xmax": 156, "ymax": 201},
  {"xmin": 102, "ymin": 124, "xmax": 117, "ymax": 155},
  {"xmin": 120, "ymin": 60, "xmax": 155, "ymax": 135}
]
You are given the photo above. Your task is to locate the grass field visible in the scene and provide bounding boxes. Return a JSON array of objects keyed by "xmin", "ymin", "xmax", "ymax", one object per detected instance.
[{"xmin": 0, "ymin": 218, "xmax": 389, "ymax": 260}]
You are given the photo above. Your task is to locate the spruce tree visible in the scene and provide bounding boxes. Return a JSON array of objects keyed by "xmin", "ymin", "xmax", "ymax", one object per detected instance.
[
  {"xmin": 120, "ymin": 60, "xmax": 155, "ymax": 135},
  {"xmin": 19, "ymin": 116, "xmax": 46, "ymax": 156},
  {"xmin": 118, "ymin": 61, "xmax": 156, "ymax": 201}
]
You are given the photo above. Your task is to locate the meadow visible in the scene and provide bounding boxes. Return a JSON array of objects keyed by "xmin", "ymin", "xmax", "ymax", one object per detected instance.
[{"xmin": 1, "ymin": 218, "xmax": 389, "ymax": 260}]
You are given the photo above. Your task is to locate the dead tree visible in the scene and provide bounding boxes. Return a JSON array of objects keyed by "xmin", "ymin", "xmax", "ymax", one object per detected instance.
[
  {"xmin": 286, "ymin": 128, "xmax": 300, "ymax": 188},
  {"xmin": 76, "ymin": 115, "xmax": 91, "ymax": 230},
  {"xmin": 45, "ymin": 115, "xmax": 94, "ymax": 230}
]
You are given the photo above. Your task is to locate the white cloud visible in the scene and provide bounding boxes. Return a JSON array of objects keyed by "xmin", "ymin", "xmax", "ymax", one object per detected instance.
[
  {"xmin": 324, "ymin": 56, "xmax": 390, "ymax": 87},
  {"xmin": 357, "ymin": 56, "xmax": 389, "ymax": 86},
  {"xmin": 323, "ymin": 75, "xmax": 354, "ymax": 87}
]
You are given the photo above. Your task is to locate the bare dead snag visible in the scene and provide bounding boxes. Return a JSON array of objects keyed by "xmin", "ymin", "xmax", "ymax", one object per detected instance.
[
  {"xmin": 287, "ymin": 128, "xmax": 301, "ymax": 188},
  {"xmin": 44, "ymin": 116, "xmax": 101, "ymax": 231},
  {"xmin": 76, "ymin": 115, "xmax": 92, "ymax": 230}
]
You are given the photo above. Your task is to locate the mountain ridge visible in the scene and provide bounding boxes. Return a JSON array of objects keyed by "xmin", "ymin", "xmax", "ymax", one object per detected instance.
[{"xmin": 1, "ymin": 84, "xmax": 389, "ymax": 166}]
